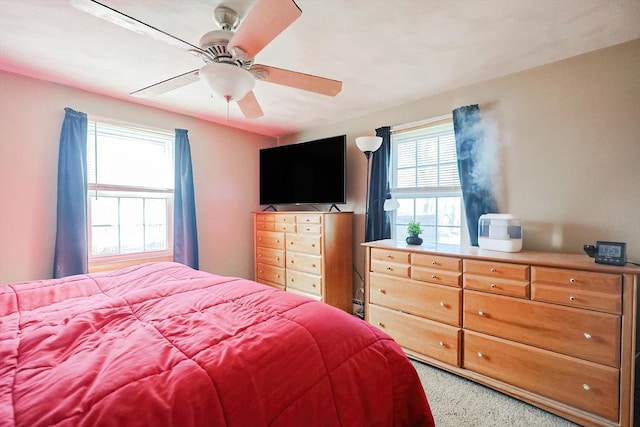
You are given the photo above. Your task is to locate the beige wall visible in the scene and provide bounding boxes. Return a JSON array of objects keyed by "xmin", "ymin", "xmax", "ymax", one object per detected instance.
[
  {"xmin": 0, "ymin": 70, "xmax": 275, "ymax": 284},
  {"xmin": 280, "ymin": 39, "xmax": 640, "ymax": 294}
]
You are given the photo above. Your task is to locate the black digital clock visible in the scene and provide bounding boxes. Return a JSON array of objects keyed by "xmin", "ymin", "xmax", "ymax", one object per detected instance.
[{"xmin": 595, "ymin": 241, "xmax": 627, "ymax": 266}]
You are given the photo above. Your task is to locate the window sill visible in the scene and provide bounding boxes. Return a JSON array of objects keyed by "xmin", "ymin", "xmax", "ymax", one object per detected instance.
[{"xmin": 88, "ymin": 254, "xmax": 173, "ymax": 273}]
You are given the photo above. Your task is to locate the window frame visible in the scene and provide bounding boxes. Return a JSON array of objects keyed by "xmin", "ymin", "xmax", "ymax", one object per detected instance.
[
  {"xmin": 388, "ymin": 115, "xmax": 468, "ymax": 246},
  {"xmin": 86, "ymin": 118, "xmax": 175, "ymax": 268}
]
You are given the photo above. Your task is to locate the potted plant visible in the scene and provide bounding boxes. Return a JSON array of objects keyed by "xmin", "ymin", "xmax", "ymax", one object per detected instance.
[{"xmin": 406, "ymin": 221, "xmax": 423, "ymax": 245}]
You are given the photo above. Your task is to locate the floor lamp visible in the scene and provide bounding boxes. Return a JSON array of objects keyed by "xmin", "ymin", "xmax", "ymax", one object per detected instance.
[{"xmin": 356, "ymin": 135, "xmax": 383, "ymax": 240}]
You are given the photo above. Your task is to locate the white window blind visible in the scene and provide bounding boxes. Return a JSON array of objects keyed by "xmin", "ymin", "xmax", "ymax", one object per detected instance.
[
  {"xmin": 87, "ymin": 121, "xmax": 174, "ymax": 190},
  {"xmin": 393, "ymin": 121, "xmax": 460, "ymax": 190}
]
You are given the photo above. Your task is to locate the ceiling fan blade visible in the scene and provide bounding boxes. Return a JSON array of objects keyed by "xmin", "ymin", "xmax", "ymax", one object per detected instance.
[
  {"xmin": 130, "ymin": 70, "xmax": 200, "ymax": 97},
  {"xmin": 252, "ymin": 65, "xmax": 342, "ymax": 97},
  {"xmin": 237, "ymin": 91, "xmax": 264, "ymax": 119},
  {"xmin": 68, "ymin": 0, "xmax": 205, "ymax": 55},
  {"xmin": 228, "ymin": 0, "xmax": 301, "ymax": 59}
]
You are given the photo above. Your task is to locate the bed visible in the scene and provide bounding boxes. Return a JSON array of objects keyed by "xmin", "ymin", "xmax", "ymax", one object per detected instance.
[{"xmin": 1, "ymin": 262, "xmax": 434, "ymax": 426}]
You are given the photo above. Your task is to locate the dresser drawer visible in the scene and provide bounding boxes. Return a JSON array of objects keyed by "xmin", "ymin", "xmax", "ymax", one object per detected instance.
[
  {"xmin": 256, "ymin": 263, "xmax": 285, "ymax": 286},
  {"xmin": 287, "ymin": 270, "xmax": 322, "ymax": 296},
  {"xmin": 255, "ymin": 247, "xmax": 285, "ymax": 268},
  {"xmin": 256, "ymin": 231, "xmax": 285, "ymax": 250},
  {"xmin": 296, "ymin": 214, "xmax": 322, "ymax": 225},
  {"xmin": 411, "ymin": 253, "xmax": 462, "ymax": 272},
  {"xmin": 286, "ymin": 287, "xmax": 322, "ymax": 301},
  {"xmin": 369, "ymin": 304, "xmax": 461, "ymax": 367},
  {"xmin": 274, "ymin": 214, "xmax": 296, "ymax": 224},
  {"xmin": 370, "ymin": 272, "xmax": 461, "ymax": 326},
  {"xmin": 463, "ymin": 275, "xmax": 529, "ymax": 298},
  {"xmin": 463, "ymin": 331, "xmax": 619, "ymax": 422},
  {"xmin": 275, "ymin": 222, "xmax": 296, "ymax": 232},
  {"xmin": 464, "ymin": 290, "xmax": 620, "ymax": 367},
  {"xmin": 463, "ymin": 259, "xmax": 529, "ymax": 281},
  {"xmin": 287, "ymin": 252, "xmax": 322, "ymax": 275},
  {"xmin": 297, "ymin": 224, "xmax": 321, "ymax": 234},
  {"xmin": 411, "ymin": 266, "xmax": 462, "ymax": 287},
  {"xmin": 370, "ymin": 259, "xmax": 410, "ymax": 278},
  {"xmin": 255, "ymin": 213, "xmax": 275, "ymax": 223},
  {"xmin": 531, "ymin": 267, "xmax": 622, "ymax": 314},
  {"xmin": 371, "ymin": 248, "xmax": 410, "ymax": 264},
  {"xmin": 255, "ymin": 221, "xmax": 275, "ymax": 231},
  {"xmin": 286, "ymin": 234, "xmax": 322, "ymax": 255}
]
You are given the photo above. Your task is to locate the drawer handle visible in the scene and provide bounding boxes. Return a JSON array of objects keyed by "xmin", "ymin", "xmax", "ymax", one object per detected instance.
[
  {"xmin": 377, "ymin": 322, "xmax": 385, "ymax": 328},
  {"xmin": 569, "ymin": 296, "xmax": 576, "ymax": 301},
  {"xmin": 582, "ymin": 384, "xmax": 591, "ymax": 391},
  {"xmin": 312, "ymin": 284, "xmax": 317, "ymax": 288},
  {"xmin": 386, "ymin": 255, "xmax": 393, "ymax": 259},
  {"xmin": 439, "ymin": 302, "xmax": 446, "ymax": 307},
  {"xmin": 490, "ymin": 283, "xmax": 497, "ymax": 288},
  {"xmin": 478, "ymin": 310, "xmax": 485, "ymax": 316},
  {"xmin": 276, "ymin": 275, "xmax": 280, "ymax": 279},
  {"xmin": 276, "ymin": 257, "xmax": 280, "ymax": 261},
  {"xmin": 290, "ymin": 260, "xmax": 295, "ymax": 264},
  {"xmin": 490, "ymin": 268, "xmax": 497, "ymax": 273},
  {"xmin": 438, "ymin": 341, "xmax": 444, "ymax": 347},
  {"xmin": 477, "ymin": 352, "xmax": 484, "ymax": 358},
  {"xmin": 312, "ymin": 264, "xmax": 317, "ymax": 268},
  {"xmin": 386, "ymin": 267, "xmax": 393, "ymax": 271},
  {"xmin": 276, "ymin": 239, "xmax": 280, "ymax": 243},
  {"xmin": 306, "ymin": 218, "xmax": 311, "ymax": 222},
  {"xmin": 311, "ymin": 244, "xmax": 316, "ymax": 247},
  {"xmin": 305, "ymin": 228, "xmax": 311, "ymax": 231},
  {"xmin": 584, "ymin": 332, "xmax": 592, "ymax": 339},
  {"xmin": 378, "ymin": 289, "xmax": 386, "ymax": 294},
  {"xmin": 290, "ymin": 241, "xmax": 294, "ymax": 245},
  {"xmin": 431, "ymin": 274, "xmax": 437, "ymax": 279},
  {"xmin": 570, "ymin": 278, "xmax": 577, "ymax": 284},
  {"xmin": 431, "ymin": 260, "xmax": 437, "ymax": 265}
]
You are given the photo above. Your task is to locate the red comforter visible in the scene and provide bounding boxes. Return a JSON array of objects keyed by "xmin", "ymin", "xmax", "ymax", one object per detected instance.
[{"xmin": 0, "ymin": 262, "xmax": 433, "ymax": 427}]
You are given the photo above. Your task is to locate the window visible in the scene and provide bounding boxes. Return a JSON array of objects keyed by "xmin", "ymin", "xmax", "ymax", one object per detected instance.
[
  {"xmin": 87, "ymin": 120, "xmax": 174, "ymax": 263},
  {"xmin": 389, "ymin": 117, "xmax": 464, "ymax": 246}
]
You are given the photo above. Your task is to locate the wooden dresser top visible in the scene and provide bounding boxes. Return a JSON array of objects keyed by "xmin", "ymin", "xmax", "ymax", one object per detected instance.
[{"xmin": 363, "ymin": 239, "xmax": 640, "ymax": 275}]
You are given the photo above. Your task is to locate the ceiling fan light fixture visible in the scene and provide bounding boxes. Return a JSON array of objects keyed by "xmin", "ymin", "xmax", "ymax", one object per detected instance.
[{"xmin": 199, "ymin": 62, "xmax": 255, "ymax": 102}]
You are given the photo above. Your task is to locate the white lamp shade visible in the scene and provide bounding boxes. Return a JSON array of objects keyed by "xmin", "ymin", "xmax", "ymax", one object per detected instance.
[
  {"xmin": 199, "ymin": 62, "xmax": 255, "ymax": 101},
  {"xmin": 355, "ymin": 136, "xmax": 382, "ymax": 153},
  {"xmin": 384, "ymin": 196, "xmax": 400, "ymax": 211}
]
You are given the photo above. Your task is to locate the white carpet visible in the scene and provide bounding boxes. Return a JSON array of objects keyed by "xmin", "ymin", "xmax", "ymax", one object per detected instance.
[{"xmin": 411, "ymin": 360, "xmax": 580, "ymax": 426}]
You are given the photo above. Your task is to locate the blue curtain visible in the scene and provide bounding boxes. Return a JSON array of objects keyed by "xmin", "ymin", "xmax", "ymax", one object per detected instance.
[
  {"xmin": 453, "ymin": 105, "xmax": 499, "ymax": 246},
  {"xmin": 174, "ymin": 129, "xmax": 199, "ymax": 269},
  {"xmin": 53, "ymin": 108, "xmax": 88, "ymax": 278},
  {"xmin": 365, "ymin": 126, "xmax": 392, "ymax": 242}
]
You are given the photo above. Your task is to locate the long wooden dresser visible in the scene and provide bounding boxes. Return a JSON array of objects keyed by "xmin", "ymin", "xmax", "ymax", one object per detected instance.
[
  {"xmin": 254, "ymin": 211, "xmax": 353, "ymax": 313},
  {"xmin": 363, "ymin": 239, "xmax": 639, "ymax": 427}
]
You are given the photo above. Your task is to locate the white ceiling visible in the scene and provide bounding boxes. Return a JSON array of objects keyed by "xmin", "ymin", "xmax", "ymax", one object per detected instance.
[{"xmin": 1, "ymin": 0, "xmax": 639, "ymax": 138}]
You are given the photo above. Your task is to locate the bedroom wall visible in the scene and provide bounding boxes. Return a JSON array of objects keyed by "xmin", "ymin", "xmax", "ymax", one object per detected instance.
[
  {"xmin": 0, "ymin": 70, "xmax": 276, "ymax": 284},
  {"xmin": 279, "ymin": 39, "xmax": 640, "ymax": 295}
]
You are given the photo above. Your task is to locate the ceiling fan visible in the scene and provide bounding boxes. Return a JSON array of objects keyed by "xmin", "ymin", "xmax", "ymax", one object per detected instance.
[{"xmin": 69, "ymin": 0, "xmax": 343, "ymax": 119}]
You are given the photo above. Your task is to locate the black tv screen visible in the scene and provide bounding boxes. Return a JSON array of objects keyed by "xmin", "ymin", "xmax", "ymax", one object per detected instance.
[{"xmin": 259, "ymin": 135, "xmax": 346, "ymax": 206}]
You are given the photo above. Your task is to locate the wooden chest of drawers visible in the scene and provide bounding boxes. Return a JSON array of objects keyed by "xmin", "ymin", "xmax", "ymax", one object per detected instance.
[
  {"xmin": 254, "ymin": 212, "xmax": 352, "ymax": 312},
  {"xmin": 363, "ymin": 240, "xmax": 639, "ymax": 427}
]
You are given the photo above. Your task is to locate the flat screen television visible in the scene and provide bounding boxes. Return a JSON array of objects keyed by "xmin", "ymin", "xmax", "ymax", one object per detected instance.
[{"xmin": 259, "ymin": 135, "xmax": 346, "ymax": 206}]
